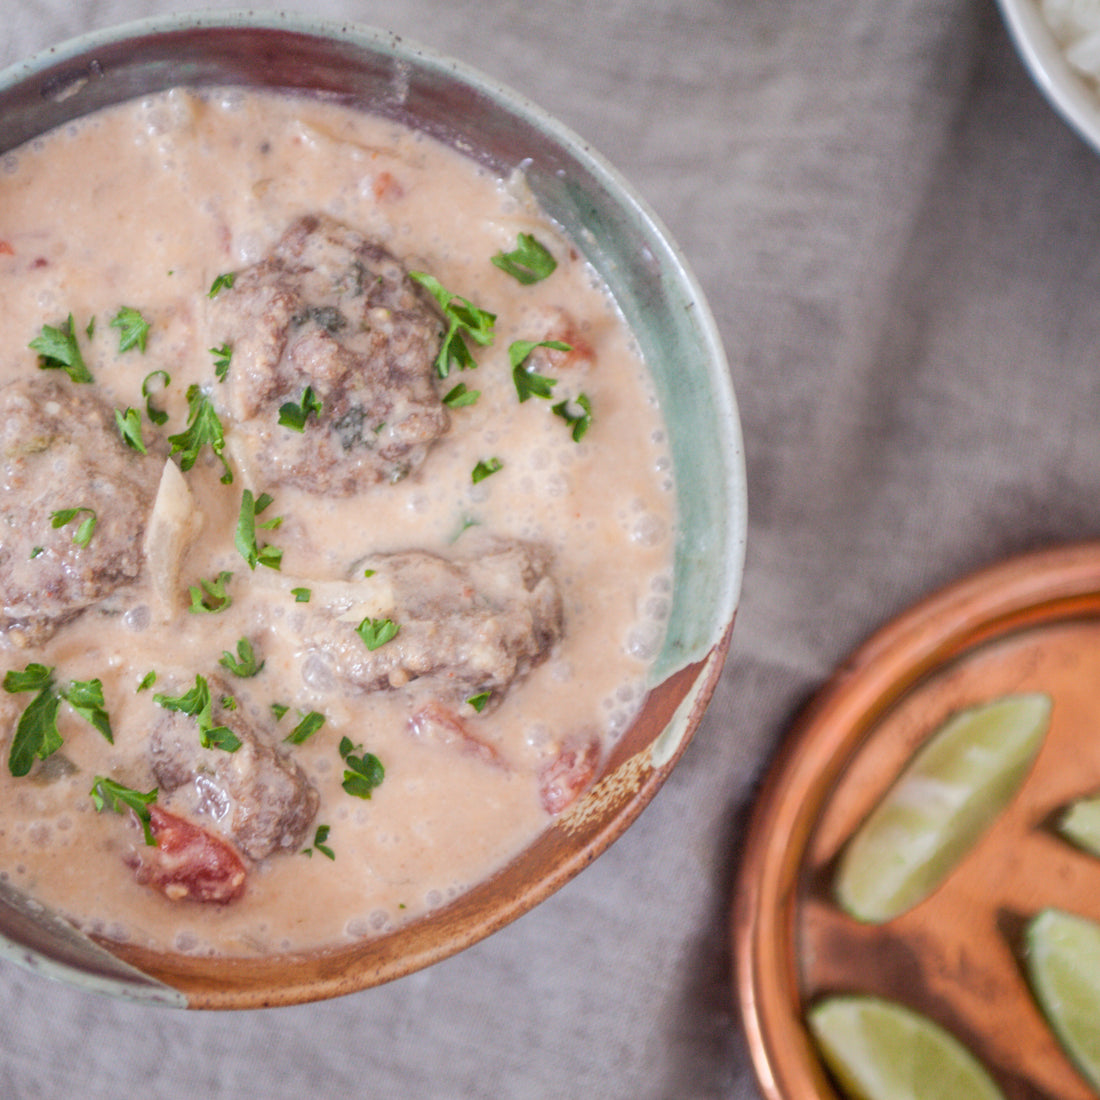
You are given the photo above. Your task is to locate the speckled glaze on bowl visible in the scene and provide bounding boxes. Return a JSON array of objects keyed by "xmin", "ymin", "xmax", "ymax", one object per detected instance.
[
  {"xmin": 0, "ymin": 12, "xmax": 746, "ymax": 1008},
  {"xmin": 997, "ymin": 0, "xmax": 1100, "ymax": 155}
]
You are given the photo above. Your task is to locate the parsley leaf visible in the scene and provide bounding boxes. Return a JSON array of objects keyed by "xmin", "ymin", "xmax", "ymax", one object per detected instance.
[
  {"xmin": 472, "ymin": 457, "xmax": 502, "ymax": 483},
  {"xmin": 188, "ymin": 570, "xmax": 233, "ymax": 613},
  {"xmin": 30, "ymin": 315, "xmax": 93, "ymax": 383},
  {"xmin": 236, "ymin": 489, "xmax": 283, "ymax": 571},
  {"xmin": 356, "ymin": 617, "xmax": 399, "ymax": 651},
  {"xmin": 271, "ymin": 702, "xmax": 289, "ymax": 721},
  {"xmin": 278, "ymin": 386, "xmax": 323, "ymax": 433},
  {"xmin": 3, "ymin": 665, "xmax": 61, "ymax": 778},
  {"xmin": 408, "ymin": 271, "xmax": 496, "ymax": 378},
  {"xmin": 114, "ymin": 407, "xmax": 148, "ymax": 454},
  {"xmin": 291, "ymin": 587, "xmax": 311, "ymax": 603},
  {"xmin": 210, "ymin": 343, "xmax": 232, "ymax": 382},
  {"xmin": 491, "ymin": 233, "xmax": 558, "ymax": 284},
  {"xmin": 50, "ymin": 507, "xmax": 97, "ymax": 548},
  {"xmin": 61, "ymin": 678, "xmax": 113, "ymax": 744},
  {"xmin": 338, "ymin": 738, "xmax": 385, "ymax": 800},
  {"xmin": 552, "ymin": 393, "xmax": 593, "ymax": 442},
  {"xmin": 136, "ymin": 670, "xmax": 157, "ymax": 692},
  {"xmin": 305, "ymin": 823, "xmax": 336, "ymax": 860},
  {"xmin": 510, "ymin": 340, "xmax": 570, "ymax": 402},
  {"xmin": 90, "ymin": 776, "xmax": 158, "ymax": 846},
  {"xmin": 467, "ymin": 691, "xmax": 491, "ymax": 713},
  {"xmin": 168, "ymin": 384, "xmax": 232, "ymax": 483},
  {"xmin": 109, "ymin": 306, "xmax": 151, "ymax": 354},
  {"xmin": 218, "ymin": 637, "xmax": 264, "ymax": 678},
  {"xmin": 208, "ymin": 272, "xmax": 236, "ymax": 298},
  {"xmin": 442, "ymin": 382, "xmax": 480, "ymax": 409},
  {"xmin": 284, "ymin": 711, "xmax": 325, "ymax": 745},
  {"xmin": 142, "ymin": 369, "xmax": 171, "ymax": 425},
  {"xmin": 154, "ymin": 674, "xmax": 241, "ymax": 753}
]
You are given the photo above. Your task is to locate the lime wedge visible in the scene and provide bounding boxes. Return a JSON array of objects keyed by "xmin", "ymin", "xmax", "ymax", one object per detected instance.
[
  {"xmin": 1059, "ymin": 795, "xmax": 1100, "ymax": 856},
  {"xmin": 808, "ymin": 995, "xmax": 1005, "ymax": 1100},
  {"xmin": 834, "ymin": 692, "xmax": 1051, "ymax": 923},
  {"xmin": 1026, "ymin": 907, "xmax": 1100, "ymax": 1093}
]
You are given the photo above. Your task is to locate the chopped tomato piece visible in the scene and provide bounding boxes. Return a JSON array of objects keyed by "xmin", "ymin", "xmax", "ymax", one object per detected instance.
[
  {"xmin": 128, "ymin": 804, "xmax": 246, "ymax": 904},
  {"xmin": 409, "ymin": 701, "xmax": 505, "ymax": 767},
  {"xmin": 538, "ymin": 734, "xmax": 601, "ymax": 815}
]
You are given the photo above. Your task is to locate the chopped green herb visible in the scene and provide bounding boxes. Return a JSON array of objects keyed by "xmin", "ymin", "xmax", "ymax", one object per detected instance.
[
  {"xmin": 154, "ymin": 674, "xmax": 241, "ymax": 752},
  {"xmin": 90, "ymin": 776, "xmax": 158, "ymax": 846},
  {"xmin": 50, "ymin": 507, "xmax": 97, "ymax": 548},
  {"xmin": 30, "ymin": 315, "xmax": 93, "ymax": 383},
  {"xmin": 356, "ymin": 617, "xmax": 399, "ymax": 651},
  {"xmin": 142, "ymin": 369, "xmax": 171, "ymax": 425},
  {"xmin": 467, "ymin": 691, "xmax": 491, "ymax": 713},
  {"xmin": 338, "ymin": 738, "xmax": 385, "ymax": 800},
  {"xmin": 408, "ymin": 271, "xmax": 496, "ymax": 378},
  {"xmin": 510, "ymin": 339, "xmax": 570, "ymax": 402},
  {"xmin": 362, "ymin": 568, "xmax": 376, "ymax": 578},
  {"xmin": 307, "ymin": 824, "xmax": 336, "ymax": 861},
  {"xmin": 278, "ymin": 386, "xmax": 323, "ymax": 433},
  {"xmin": 218, "ymin": 637, "xmax": 264, "ymax": 678},
  {"xmin": 285, "ymin": 711, "xmax": 325, "ymax": 745},
  {"xmin": 3, "ymin": 665, "xmax": 70, "ymax": 778},
  {"xmin": 236, "ymin": 489, "xmax": 283, "ymax": 571},
  {"xmin": 85, "ymin": 316, "xmax": 96, "ymax": 339},
  {"xmin": 472, "ymin": 457, "xmax": 502, "ymax": 484},
  {"xmin": 168, "ymin": 384, "xmax": 232, "ymax": 483},
  {"xmin": 187, "ymin": 570, "xmax": 233, "ymax": 614},
  {"xmin": 271, "ymin": 702, "xmax": 290, "ymax": 721},
  {"xmin": 220, "ymin": 694, "xmax": 238, "ymax": 711},
  {"xmin": 136, "ymin": 670, "xmax": 157, "ymax": 692},
  {"xmin": 552, "ymin": 393, "xmax": 593, "ymax": 442},
  {"xmin": 30, "ymin": 546, "xmax": 44, "ymax": 559},
  {"xmin": 109, "ymin": 306, "xmax": 150, "ymax": 354},
  {"xmin": 114, "ymin": 407, "xmax": 148, "ymax": 454},
  {"xmin": 3, "ymin": 664, "xmax": 53, "ymax": 694},
  {"xmin": 207, "ymin": 272, "xmax": 236, "ymax": 298},
  {"xmin": 61, "ymin": 678, "xmax": 113, "ymax": 744},
  {"xmin": 491, "ymin": 233, "xmax": 558, "ymax": 284},
  {"xmin": 442, "ymin": 382, "xmax": 480, "ymax": 409},
  {"xmin": 450, "ymin": 516, "xmax": 480, "ymax": 543},
  {"xmin": 209, "ymin": 342, "xmax": 233, "ymax": 382},
  {"xmin": 291, "ymin": 587, "xmax": 311, "ymax": 603}
]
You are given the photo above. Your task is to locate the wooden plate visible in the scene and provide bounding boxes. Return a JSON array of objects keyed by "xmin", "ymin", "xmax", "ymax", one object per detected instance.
[{"xmin": 733, "ymin": 543, "xmax": 1100, "ymax": 1100}]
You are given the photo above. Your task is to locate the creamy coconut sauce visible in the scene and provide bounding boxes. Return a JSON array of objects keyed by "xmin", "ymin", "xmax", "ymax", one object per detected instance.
[{"xmin": 0, "ymin": 89, "xmax": 674, "ymax": 956}]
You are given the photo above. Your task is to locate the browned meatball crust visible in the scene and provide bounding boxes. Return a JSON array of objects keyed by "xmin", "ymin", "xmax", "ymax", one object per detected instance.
[{"xmin": 214, "ymin": 214, "xmax": 449, "ymax": 494}]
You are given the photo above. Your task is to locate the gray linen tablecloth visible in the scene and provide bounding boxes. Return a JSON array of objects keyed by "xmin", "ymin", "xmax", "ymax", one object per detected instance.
[{"xmin": 3, "ymin": 0, "xmax": 1095, "ymax": 1096}]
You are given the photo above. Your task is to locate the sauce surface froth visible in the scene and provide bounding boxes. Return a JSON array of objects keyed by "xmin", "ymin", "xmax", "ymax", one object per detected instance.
[{"xmin": 0, "ymin": 88, "xmax": 674, "ymax": 956}]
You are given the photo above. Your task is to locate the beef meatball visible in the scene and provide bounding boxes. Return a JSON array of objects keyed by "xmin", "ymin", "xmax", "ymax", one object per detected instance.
[
  {"xmin": 213, "ymin": 214, "xmax": 450, "ymax": 494},
  {"xmin": 149, "ymin": 678, "xmax": 319, "ymax": 861},
  {"xmin": 298, "ymin": 537, "xmax": 564, "ymax": 711},
  {"xmin": 0, "ymin": 378, "xmax": 159, "ymax": 647}
]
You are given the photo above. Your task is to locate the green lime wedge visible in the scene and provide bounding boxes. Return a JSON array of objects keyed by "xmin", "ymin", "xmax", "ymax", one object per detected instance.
[
  {"xmin": 1058, "ymin": 795, "xmax": 1100, "ymax": 856},
  {"xmin": 808, "ymin": 995, "xmax": 1005, "ymax": 1100},
  {"xmin": 834, "ymin": 692, "xmax": 1051, "ymax": 923},
  {"xmin": 1025, "ymin": 907, "xmax": 1100, "ymax": 1093}
]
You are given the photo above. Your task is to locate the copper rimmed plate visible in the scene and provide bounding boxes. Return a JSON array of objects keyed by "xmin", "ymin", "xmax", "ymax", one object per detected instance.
[{"xmin": 734, "ymin": 542, "xmax": 1100, "ymax": 1100}]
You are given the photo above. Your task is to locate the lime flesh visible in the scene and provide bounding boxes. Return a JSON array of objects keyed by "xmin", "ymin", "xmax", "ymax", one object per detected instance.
[
  {"xmin": 1059, "ymin": 795, "xmax": 1100, "ymax": 856},
  {"xmin": 834, "ymin": 692, "xmax": 1051, "ymax": 923},
  {"xmin": 808, "ymin": 995, "xmax": 1005, "ymax": 1100},
  {"xmin": 1026, "ymin": 907, "xmax": 1100, "ymax": 1093}
]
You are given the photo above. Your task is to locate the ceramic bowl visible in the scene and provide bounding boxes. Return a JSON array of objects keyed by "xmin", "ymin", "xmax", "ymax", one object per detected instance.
[
  {"xmin": 997, "ymin": 0, "xmax": 1100, "ymax": 154},
  {"xmin": 0, "ymin": 11, "xmax": 746, "ymax": 1008}
]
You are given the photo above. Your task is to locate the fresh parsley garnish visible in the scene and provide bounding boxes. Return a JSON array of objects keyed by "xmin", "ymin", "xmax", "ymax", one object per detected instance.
[
  {"xmin": 442, "ymin": 381, "xmax": 480, "ymax": 409},
  {"xmin": 114, "ymin": 407, "xmax": 147, "ymax": 454},
  {"xmin": 467, "ymin": 691, "xmax": 491, "ymax": 713},
  {"xmin": 235, "ymin": 489, "xmax": 283, "ymax": 571},
  {"xmin": 62, "ymin": 678, "xmax": 113, "ymax": 743},
  {"xmin": 291, "ymin": 587, "xmax": 311, "ymax": 603},
  {"xmin": 408, "ymin": 271, "xmax": 496, "ymax": 378},
  {"xmin": 356, "ymin": 617, "xmax": 399, "ymax": 651},
  {"xmin": 271, "ymin": 702, "xmax": 290, "ymax": 721},
  {"xmin": 50, "ymin": 507, "xmax": 97, "ymax": 548},
  {"xmin": 510, "ymin": 340, "xmax": 570, "ymax": 402},
  {"xmin": 552, "ymin": 393, "xmax": 593, "ymax": 442},
  {"xmin": 169, "ymin": 384, "xmax": 232, "ymax": 483},
  {"xmin": 472, "ymin": 458, "xmax": 502, "ymax": 484},
  {"xmin": 303, "ymin": 823, "xmax": 335, "ymax": 860},
  {"xmin": 136, "ymin": 670, "xmax": 157, "ymax": 692},
  {"xmin": 218, "ymin": 637, "xmax": 264, "ymax": 678},
  {"xmin": 338, "ymin": 736, "xmax": 385, "ymax": 800},
  {"xmin": 142, "ymin": 369, "xmax": 171, "ymax": 425},
  {"xmin": 284, "ymin": 711, "xmax": 325, "ymax": 745},
  {"xmin": 278, "ymin": 386, "xmax": 323, "ymax": 433},
  {"xmin": 29, "ymin": 315, "xmax": 93, "ymax": 383},
  {"xmin": 210, "ymin": 343, "xmax": 232, "ymax": 382},
  {"xmin": 491, "ymin": 233, "xmax": 558, "ymax": 284},
  {"xmin": 154, "ymin": 674, "xmax": 241, "ymax": 753},
  {"xmin": 29, "ymin": 546, "xmax": 44, "ymax": 559},
  {"xmin": 109, "ymin": 306, "xmax": 151, "ymax": 354},
  {"xmin": 208, "ymin": 272, "xmax": 236, "ymax": 298},
  {"xmin": 187, "ymin": 570, "xmax": 233, "ymax": 613},
  {"xmin": 90, "ymin": 777, "xmax": 158, "ymax": 846}
]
